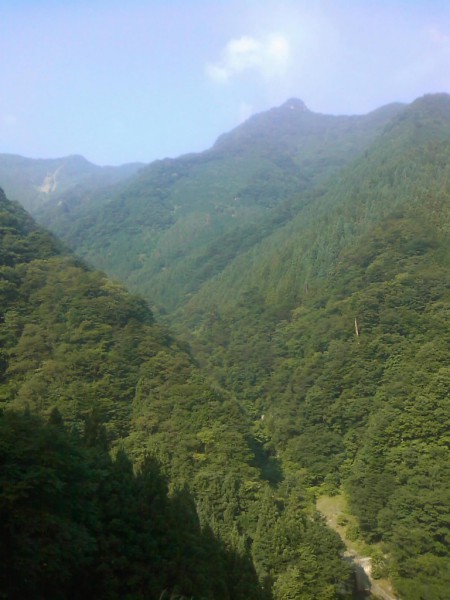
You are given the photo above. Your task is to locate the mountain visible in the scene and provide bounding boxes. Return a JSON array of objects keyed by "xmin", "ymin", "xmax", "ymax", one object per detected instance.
[
  {"xmin": 34, "ymin": 99, "xmax": 404, "ymax": 312},
  {"xmin": 0, "ymin": 153, "xmax": 144, "ymax": 214},
  {"xmin": 0, "ymin": 188, "xmax": 350, "ymax": 599},
  {"xmin": 182, "ymin": 93, "xmax": 450, "ymax": 317},
  {"xmin": 2, "ymin": 93, "xmax": 449, "ymax": 598},
  {"xmin": 180, "ymin": 93, "xmax": 450, "ymax": 599}
]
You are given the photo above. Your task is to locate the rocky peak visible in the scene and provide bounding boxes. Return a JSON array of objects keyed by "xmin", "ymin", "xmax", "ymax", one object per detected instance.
[{"xmin": 281, "ymin": 98, "xmax": 310, "ymax": 112}]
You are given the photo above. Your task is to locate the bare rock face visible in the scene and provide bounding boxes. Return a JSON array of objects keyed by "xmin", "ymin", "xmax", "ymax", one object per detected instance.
[{"xmin": 37, "ymin": 167, "xmax": 61, "ymax": 194}]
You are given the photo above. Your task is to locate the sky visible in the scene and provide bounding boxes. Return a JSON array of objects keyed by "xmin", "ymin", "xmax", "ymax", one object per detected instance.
[{"xmin": 1, "ymin": 0, "xmax": 450, "ymax": 165}]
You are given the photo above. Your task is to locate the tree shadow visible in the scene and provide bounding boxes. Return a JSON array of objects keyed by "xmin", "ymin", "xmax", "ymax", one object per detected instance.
[
  {"xmin": 247, "ymin": 435, "xmax": 284, "ymax": 485},
  {"xmin": 344, "ymin": 555, "xmax": 372, "ymax": 598}
]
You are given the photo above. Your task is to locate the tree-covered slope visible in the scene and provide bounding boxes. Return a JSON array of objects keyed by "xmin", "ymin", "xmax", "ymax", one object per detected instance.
[
  {"xmin": 182, "ymin": 94, "xmax": 450, "ymax": 318},
  {"xmin": 0, "ymin": 187, "xmax": 171, "ymax": 439},
  {"xmin": 0, "ymin": 189, "xmax": 351, "ymax": 599},
  {"xmin": 0, "ymin": 409, "xmax": 261, "ymax": 600},
  {"xmin": 4, "ymin": 92, "xmax": 448, "ymax": 597},
  {"xmin": 179, "ymin": 93, "xmax": 450, "ymax": 599},
  {"xmin": 42, "ymin": 99, "xmax": 403, "ymax": 311},
  {"xmin": 266, "ymin": 207, "xmax": 450, "ymax": 600}
]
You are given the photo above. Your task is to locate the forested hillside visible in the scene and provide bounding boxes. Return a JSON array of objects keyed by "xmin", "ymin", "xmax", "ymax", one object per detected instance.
[
  {"xmin": 178, "ymin": 93, "xmax": 450, "ymax": 599},
  {"xmin": 1, "ymin": 410, "xmax": 260, "ymax": 599},
  {"xmin": 2, "ymin": 93, "xmax": 449, "ymax": 599},
  {"xmin": 38, "ymin": 99, "xmax": 403, "ymax": 311},
  {"xmin": 0, "ymin": 189, "xmax": 351, "ymax": 599}
]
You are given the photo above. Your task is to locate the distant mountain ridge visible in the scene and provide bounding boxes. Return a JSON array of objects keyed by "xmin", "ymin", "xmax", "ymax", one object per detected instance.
[
  {"xmin": 0, "ymin": 152, "xmax": 144, "ymax": 213},
  {"xmin": 181, "ymin": 93, "xmax": 450, "ymax": 315},
  {"xmin": 23, "ymin": 97, "xmax": 405, "ymax": 311}
]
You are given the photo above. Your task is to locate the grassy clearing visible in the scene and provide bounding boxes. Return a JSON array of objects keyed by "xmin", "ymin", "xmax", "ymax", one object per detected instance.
[{"xmin": 316, "ymin": 493, "xmax": 368, "ymax": 554}]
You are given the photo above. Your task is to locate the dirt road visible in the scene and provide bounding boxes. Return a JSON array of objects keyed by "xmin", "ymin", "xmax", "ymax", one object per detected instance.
[{"xmin": 316, "ymin": 494, "xmax": 398, "ymax": 600}]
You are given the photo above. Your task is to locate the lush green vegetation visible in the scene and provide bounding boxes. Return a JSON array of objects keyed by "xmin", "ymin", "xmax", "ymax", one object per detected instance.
[
  {"xmin": 2, "ymin": 93, "xmax": 450, "ymax": 598},
  {"xmin": 0, "ymin": 189, "xmax": 350, "ymax": 598},
  {"xmin": 0, "ymin": 409, "xmax": 259, "ymax": 599},
  {"xmin": 1, "ymin": 407, "xmax": 354, "ymax": 600},
  {"xmin": 176, "ymin": 94, "xmax": 450, "ymax": 599}
]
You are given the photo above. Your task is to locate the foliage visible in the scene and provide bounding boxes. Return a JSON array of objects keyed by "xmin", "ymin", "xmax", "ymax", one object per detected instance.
[
  {"xmin": 0, "ymin": 188, "xmax": 350, "ymax": 598},
  {"xmin": 0, "ymin": 408, "xmax": 261, "ymax": 599},
  {"xmin": 171, "ymin": 94, "xmax": 450, "ymax": 598},
  {"xmin": 3, "ymin": 94, "xmax": 450, "ymax": 597}
]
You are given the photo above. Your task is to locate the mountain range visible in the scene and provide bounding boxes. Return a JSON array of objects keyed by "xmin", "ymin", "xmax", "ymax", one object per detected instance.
[
  {"xmin": 0, "ymin": 152, "xmax": 143, "ymax": 213},
  {"xmin": 5, "ymin": 98, "xmax": 404, "ymax": 311},
  {"xmin": 1, "ymin": 93, "xmax": 449, "ymax": 599}
]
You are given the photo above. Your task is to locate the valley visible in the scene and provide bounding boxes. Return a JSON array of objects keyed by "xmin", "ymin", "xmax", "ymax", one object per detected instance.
[{"xmin": 1, "ymin": 93, "xmax": 449, "ymax": 599}]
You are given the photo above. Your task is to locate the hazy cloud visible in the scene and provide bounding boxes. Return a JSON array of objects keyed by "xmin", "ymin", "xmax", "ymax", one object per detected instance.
[{"xmin": 206, "ymin": 33, "xmax": 290, "ymax": 83}]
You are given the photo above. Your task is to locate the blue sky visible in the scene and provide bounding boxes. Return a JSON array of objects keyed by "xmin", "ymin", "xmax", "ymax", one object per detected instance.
[{"xmin": 1, "ymin": 0, "xmax": 449, "ymax": 165}]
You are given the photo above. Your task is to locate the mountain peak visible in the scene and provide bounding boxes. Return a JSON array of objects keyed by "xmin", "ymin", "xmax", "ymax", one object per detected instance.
[{"xmin": 280, "ymin": 98, "xmax": 310, "ymax": 112}]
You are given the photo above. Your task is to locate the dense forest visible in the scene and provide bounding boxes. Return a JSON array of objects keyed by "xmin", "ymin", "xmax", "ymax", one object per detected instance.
[
  {"xmin": 179, "ymin": 94, "xmax": 450, "ymax": 599},
  {"xmin": 0, "ymin": 188, "xmax": 350, "ymax": 598},
  {"xmin": 1, "ymin": 93, "xmax": 450, "ymax": 599}
]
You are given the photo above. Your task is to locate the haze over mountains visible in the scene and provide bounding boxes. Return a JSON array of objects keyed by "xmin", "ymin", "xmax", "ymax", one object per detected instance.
[
  {"xmin": 1, "ymin": 93, "xmax": 449, "ymax": 599},
  {"xmin": 0, "ymin": 153, "xmax": 144, "ymax": 214},
  {"xmin": 2, "ymin": 97, "xmax": 405, "ymax": 310}
]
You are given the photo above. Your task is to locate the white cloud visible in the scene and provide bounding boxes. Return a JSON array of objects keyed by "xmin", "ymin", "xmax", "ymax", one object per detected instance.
[{"xmin": 206, "ymin": 33, "xmax": 290, "ymax": 84}]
